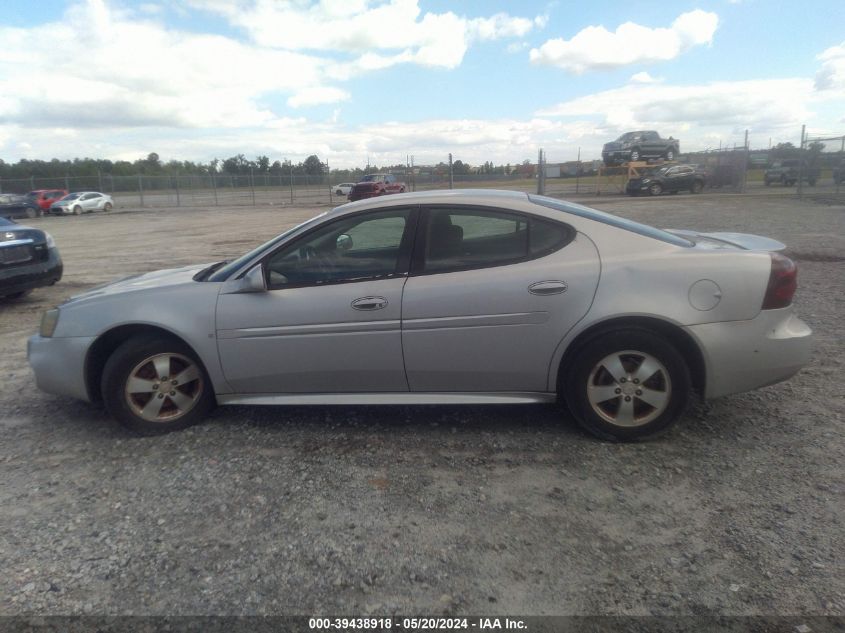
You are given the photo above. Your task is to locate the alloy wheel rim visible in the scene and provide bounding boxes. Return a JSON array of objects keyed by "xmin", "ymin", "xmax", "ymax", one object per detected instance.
[
  {"xmin": 124, "ymin": 353, "xmax": 203, "ymax": 423},
  {"xmin": 586, "ymin": 350, "xmax": 671, "ymax": 427}
]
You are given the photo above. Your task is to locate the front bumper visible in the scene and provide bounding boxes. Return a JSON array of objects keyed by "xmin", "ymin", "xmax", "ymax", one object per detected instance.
[
  {"xmin": 684, "ymin": 308, "xmax": 813, "ymax": 399},
  {"xmin": 602, "ymin": 150, "xmax": 631, "ymax": 164},
  {"xmin": 49, "ymin": 206, "xmax": 75, "ymax": 215},
  {"xmin": 28, "ymin": 334, "xmax": 95, "ymax": 402},
  {"xmin": 625, "ymin": 181, "xmax": 651, "ymax": 194},
  {"xmin": 0, "ymin": 248, "xmax": 63, "ymax": 296},
  {"xmin": 348, "ymin": 190, "xmax": 383, "ymax": 202}
]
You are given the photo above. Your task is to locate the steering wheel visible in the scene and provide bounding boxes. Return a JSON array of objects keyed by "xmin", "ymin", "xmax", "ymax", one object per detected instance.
[{"xmin": 300, "ymin": 245, "xmax": 332, "ymax": 275}]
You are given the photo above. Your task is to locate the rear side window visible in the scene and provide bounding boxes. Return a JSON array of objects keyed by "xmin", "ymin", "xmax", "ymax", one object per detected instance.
[{"xmin": 421, "ymin": 207, "xmax": 573, "ymax": 274}]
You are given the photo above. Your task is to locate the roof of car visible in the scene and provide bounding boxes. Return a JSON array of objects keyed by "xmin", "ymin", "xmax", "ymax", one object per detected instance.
[{"xmin": 333, "ymin": 189, "xmax": 528, "ymax": 214}]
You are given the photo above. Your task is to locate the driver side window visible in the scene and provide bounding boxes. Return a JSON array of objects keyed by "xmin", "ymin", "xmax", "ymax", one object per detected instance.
[{"xmin": 265, "ymin": 209, "xmax": 411, "ymax": 288}]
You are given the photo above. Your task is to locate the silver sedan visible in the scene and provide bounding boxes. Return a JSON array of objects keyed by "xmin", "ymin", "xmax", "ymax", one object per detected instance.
[
  {"xmin": 28, "ymin": 190, "xmax": 812, "ymax": 440},
  {"xmin": 50, "ymin": 191, "xmax": 114, "ymax": 215}
]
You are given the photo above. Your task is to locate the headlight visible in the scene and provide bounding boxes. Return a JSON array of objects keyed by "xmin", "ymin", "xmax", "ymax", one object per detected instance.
[
  {"xmin": 44, "ymin": 232, "xmax": 56, "ymax": 248},
  {"xmin": 641, "ymin": 178, "xmax": 651, "ymax": 183},
  {"xmin": 40, "ymin": 308, "xmax": 60, "ymax": 337}
]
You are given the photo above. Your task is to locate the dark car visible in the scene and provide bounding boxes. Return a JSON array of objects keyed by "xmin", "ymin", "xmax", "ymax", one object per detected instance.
[
  {"xmin": 626, "ymin": 164, "xmax": 706, "ymax": 196},
  {"xmin": 0, "ymin": 193, "xmax": 42, "ymax": 219},
  {"xmin": 764, "ymin": 160, "xmax": 819, "ymax": 186},
  {"xmin": 27, "ymin": 189, "xmax": 68, "ymax": 211},
  {"xmin": 602, "ymin": 131, "xmax": 680, "ymax": 166},
  {"xmin": 0, "ymin": 217, "xmax": 63, "ymax": 299}
]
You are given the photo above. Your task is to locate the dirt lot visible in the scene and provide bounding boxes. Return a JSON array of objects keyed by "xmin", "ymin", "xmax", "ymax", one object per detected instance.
[{"xmin": 1, "ymin": 194, "xmax": 843, "ymax": 616}]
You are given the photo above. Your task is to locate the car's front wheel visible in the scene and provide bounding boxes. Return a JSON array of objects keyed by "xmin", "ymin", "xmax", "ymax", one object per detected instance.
[
  {"xmin": 648, "ymin": 182, "xmax": 663, "ymax": 196},
  {"xmin": 103, "ymin": 202, "xmax": 113, "ymax": 211},
  {"xmin": 73, "ymin": 205, "xmax": 82, "ymax": 215},
  {"xmin": 629, "ymin": 149, "xmax": 640, "ymax": 162},
  {"xmin": 564, "ymin": 329, "xmax": 690, "ymax": 441},
  {"xmin": 102, "ymin": 335, "xmax": 215, "ymax": 434}
]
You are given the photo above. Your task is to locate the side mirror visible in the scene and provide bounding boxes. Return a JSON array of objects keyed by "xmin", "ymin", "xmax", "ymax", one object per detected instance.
[
  {"xmin": 336, "ymin": 234, "xmax": 353, "ymax": 251},
  {"xmin": 226, "ymin": 264, "xmax": 267, "ymax": 294}
]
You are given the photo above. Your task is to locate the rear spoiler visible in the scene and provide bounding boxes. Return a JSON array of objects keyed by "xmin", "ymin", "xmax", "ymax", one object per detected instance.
[{"xmin": 664, "ymin": 230, "xmax": 786, "ymax": 252}]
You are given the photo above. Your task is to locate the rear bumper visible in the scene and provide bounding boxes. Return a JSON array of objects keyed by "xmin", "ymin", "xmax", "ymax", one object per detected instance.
[
  {"xmin": 27, "ymin": 334, "xmax": 94, "ymax": 402},
  {"xmin": 0, "ymin": 249, "xmax": 63, "ymax": 296},
  {"xmin": 684, "ymin": 308, "xmax": 813, "ymax": 399}
]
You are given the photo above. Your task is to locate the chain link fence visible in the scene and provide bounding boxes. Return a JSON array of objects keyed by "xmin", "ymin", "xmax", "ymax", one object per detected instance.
[{"xmin": 2, "ymin": 126, "xmax": 843, "ymax": 208}]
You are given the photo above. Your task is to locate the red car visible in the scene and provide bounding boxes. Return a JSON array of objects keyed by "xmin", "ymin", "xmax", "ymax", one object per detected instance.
[
  {"xmin": 27, "ymin": 189, "xmax": 68, "ymax": 211},
  {"xmin": 348, "ymin": 174, "xmax": 406, "ymax": 202}
]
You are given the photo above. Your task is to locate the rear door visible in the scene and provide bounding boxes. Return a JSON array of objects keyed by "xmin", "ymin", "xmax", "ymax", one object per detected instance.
[{"xmin": 401, "ymin": 206, "xmax": 600, "ymax": 392}]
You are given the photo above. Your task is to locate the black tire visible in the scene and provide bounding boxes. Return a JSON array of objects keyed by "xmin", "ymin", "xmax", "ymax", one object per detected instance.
[
  {"xmin": 102, "ymin": 335, "xmax": 215, "ymax": 435},
  {"xmin": 665, "ymin": 149, "xmax": 675, "ymax": 162},
  {"xmin": 629, "ymin": 149, "xmax": 641, "ymax": 162},
  {"xmin": 563, "ymin": 329, "xmax": 690, "ymax": 441},
  {"xmin": 73, "ymin": 205, "xmax": 82, "ymax": 215},
  {"xmin": 1, "ymin": 289, "xmax": 32, "ymax": 301},
  {"xmin": 103, "ymin": 202, "xmax": 113, "ymax": 211},
  {"xmin": 25, "ymin": 207, "xmax": 36, "ymax": 218},
  {"xmin": 690, "ymin": 180, "xmax": 704, "ymax": 194},
  {"xmin": 648, "ymin": 182, "xmax": 663, "ymax": 196}
]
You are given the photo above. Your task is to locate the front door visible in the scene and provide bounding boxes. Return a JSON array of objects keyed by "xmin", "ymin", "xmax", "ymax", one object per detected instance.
[
  {"xmin": 401, "ymin": 206, "xmax": 600, "ymax": 392},
  {"xmin": 216, "ymin": 208, "xmax": 417, "ymax": 394}
]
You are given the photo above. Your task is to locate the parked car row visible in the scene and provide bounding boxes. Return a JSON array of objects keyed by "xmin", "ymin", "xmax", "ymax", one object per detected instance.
[{"xmin": 0, "ymin": 190, "xmax": 114, "ymax": 220}]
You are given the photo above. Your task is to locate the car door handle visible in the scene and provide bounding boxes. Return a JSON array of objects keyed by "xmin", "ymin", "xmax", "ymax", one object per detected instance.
[
  {"xmin": 528, "ymin": 280, "xmax": 568, "ymax": 296},
  {"xmin": 351, "ymin": 296, "xmax": 388, "ymax": 310}
]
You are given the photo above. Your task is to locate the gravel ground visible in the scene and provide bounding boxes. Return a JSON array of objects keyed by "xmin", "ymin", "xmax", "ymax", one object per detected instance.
[{"xmin": 0, "ymin": 194, "xmax": 843, "ymax": 616}]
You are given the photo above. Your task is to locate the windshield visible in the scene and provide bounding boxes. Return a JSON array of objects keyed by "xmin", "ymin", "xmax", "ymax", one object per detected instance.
[
  {"xmin": 63, "ymin": 193, "xmax": 81, "ymax": 200},
  {"xmin": 616, "ymin": 132, "xmax": 639, "ymax": 142},
  {"xmin": 528, "ymin": 195, "xmax": 693, "ymax": 247},
  {"xmin": 360, "ymin": 175, "xmax": 382, "ymax": 182},
  {"xmin": 207, "ymin": 212, "xmax": 329, "ymax": 282}
]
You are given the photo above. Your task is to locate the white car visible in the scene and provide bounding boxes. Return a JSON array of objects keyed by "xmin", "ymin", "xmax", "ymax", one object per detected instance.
[
  {"xmin": 332, "ymin": 183, "xmax": 356, "ymax": 196},
  {"xmin": 50, "ymin": 192, "xmax": 114, "ymax": 215}
]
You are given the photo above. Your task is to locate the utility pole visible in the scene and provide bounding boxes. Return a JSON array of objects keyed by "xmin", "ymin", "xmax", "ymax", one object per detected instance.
[
  {"xmin": 741, "ymin": 129, "xmax": 749, "ymax": 194},
  {"xmin": 797, "ymin": 124, "xmax": 806, "ymax": 198},
  {"xmin": 576, "ymin": 146, "xmax": 581, "ymax": 194},
  {"xmin": 448, "ymin": 153, "xmax": 453, "ymax": 189}
]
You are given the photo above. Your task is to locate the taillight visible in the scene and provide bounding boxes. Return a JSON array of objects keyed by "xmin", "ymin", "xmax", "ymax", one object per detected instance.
[{"xmin": 762, "ymin": 252, "xmax": 797, "ymax": 309}]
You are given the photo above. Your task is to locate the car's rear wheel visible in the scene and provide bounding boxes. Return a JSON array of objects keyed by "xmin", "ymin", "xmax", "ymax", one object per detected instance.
[
  {"xmin": 1, "ymin": 290, "xmax": 31, "ymax": 301},
  {"xmin": 25, "ymin": 207, "xmax": 36, "ymax": 218},
  {"xmin": 648, "ymin": 182, "xmax": 663, "ymax": 196},
  {"xmin": 102, "ymin": 335, "xmax": 215, "ymax": 434},
  {"xmin": 690, "ymin": 180, "xmax": 704, "ymax": 194},
  {"xmin": 564, "ymin": 329, "xmax": 690, "ymax": 441}
]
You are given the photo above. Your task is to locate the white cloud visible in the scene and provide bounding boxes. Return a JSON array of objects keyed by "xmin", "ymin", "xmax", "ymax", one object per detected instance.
[
  {"xmin": 288, "ymin": 87, "xmax": 350, "ymax": 108},
  {"xmin": 189, "ymin": 0, "xmax": 543, "ymax": 71},
  {"xmin": 529, "ymin": 9, "xmax": 719, "ymax": 73},
  {"xmin": 629, "ymin": 72, "xmax": 662, "ymax": 84},
  {"xmin": 538, "ymin": 78, "xmax": 812, "ymax": 128},
  {"xmin": 815, "ymin": 41, "xmax": 845, "ymax": 91}
]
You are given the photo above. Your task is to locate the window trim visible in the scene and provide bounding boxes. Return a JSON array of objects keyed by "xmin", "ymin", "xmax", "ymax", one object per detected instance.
[
  {"xmin": 409, "ymin": 204, "xmax": 576, "ymax": 277},
  {"xmin": 260, "ymin": 207, "xmax": 420, "ymax": 291}
]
